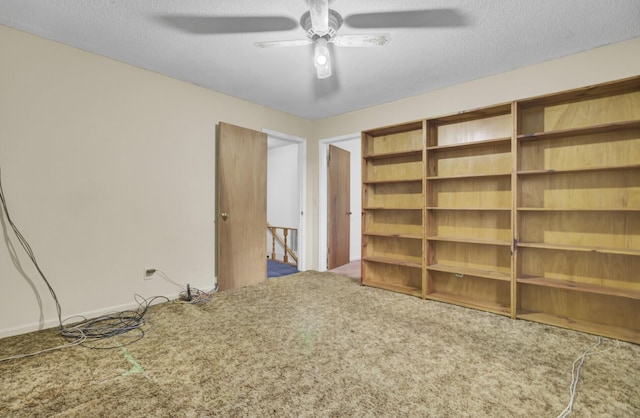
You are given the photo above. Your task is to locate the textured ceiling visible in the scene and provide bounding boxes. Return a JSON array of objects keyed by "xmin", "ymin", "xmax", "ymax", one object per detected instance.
[{"xmin": 1, "ymin": 1, "xmax": 639, "ymax": 120}]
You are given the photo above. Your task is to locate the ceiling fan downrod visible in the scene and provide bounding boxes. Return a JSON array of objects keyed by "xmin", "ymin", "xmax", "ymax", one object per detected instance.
[{"xmin": 300, "ymin": 9, "xmax": 342, "ymax": 40}]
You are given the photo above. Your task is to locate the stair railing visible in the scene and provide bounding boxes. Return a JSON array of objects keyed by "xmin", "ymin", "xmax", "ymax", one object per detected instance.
[{"xmin": 267, "ymin": 224, "xmax": 298, "ymax": 266}]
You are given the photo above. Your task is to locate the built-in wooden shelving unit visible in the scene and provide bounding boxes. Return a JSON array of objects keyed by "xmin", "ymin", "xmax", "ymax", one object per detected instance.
[
  {"xmin": 514, "ymin": 76, "xmax": 640, "ymax": 343},
  {"xmin": 361, "ymin": 121, "xmax": 426, "ymax": 299},
  {"xmin": 361, "ymin": 76, "xmax": 640, "ymax": 344},
  {"xmin": 425, "ymin": 103, "xmax": 514, "ymax": 317}
]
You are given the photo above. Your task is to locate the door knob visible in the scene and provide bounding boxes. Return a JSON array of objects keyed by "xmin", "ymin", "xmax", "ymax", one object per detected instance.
[{"xmin": 220, "ymin": 212, "xmax": 229, "ymax": 221}]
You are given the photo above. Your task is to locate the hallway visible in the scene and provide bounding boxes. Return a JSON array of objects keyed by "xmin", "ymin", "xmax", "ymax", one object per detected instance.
[{"xmin": 329, "ymin": 260, "xmax": 360, "ymax": 279}]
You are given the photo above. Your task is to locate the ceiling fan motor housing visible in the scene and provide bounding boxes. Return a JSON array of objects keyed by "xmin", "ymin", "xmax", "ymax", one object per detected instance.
[{"xmin": 301, "ymin": 9, "xmax": 343, "ymax": 40}]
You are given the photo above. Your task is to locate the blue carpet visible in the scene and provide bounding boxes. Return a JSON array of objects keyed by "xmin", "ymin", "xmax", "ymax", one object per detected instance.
[{"xmin": 267, "ymin": 259, "xmax": 299, "ymax": 278}]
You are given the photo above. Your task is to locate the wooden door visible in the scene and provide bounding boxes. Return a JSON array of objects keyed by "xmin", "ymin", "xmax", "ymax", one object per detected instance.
[
  {"xmin": 327, "ymin": 144, "xmax": 351, "ymax": 269},
  {"xmin": 216, "ymin": 122, "xmax": 267, "ymax": 291}
]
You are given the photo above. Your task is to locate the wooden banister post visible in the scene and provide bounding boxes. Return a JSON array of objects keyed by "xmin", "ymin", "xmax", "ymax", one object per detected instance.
[
  {"xmin": 283, "ymin": 228, "xmax": 289, "ymax": 263},
  {"xmin": 270, "ymin": 227, "xmax": 276, "ymax": 260}
]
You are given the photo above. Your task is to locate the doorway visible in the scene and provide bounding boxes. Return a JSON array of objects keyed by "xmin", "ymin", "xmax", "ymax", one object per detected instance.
[
  {"xmin": 318, "ymin": 133, "xmax": 361, "ymax": 271},
  {"xmin": 264, "ymin": 129, "xmax": 307, "ymax": 273},
  {"xmin": 215, "ymin": 125, "xmax": 306, "ymax": 290}
]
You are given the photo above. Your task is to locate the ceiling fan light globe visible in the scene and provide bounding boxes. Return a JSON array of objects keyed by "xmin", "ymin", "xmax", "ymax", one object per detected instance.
[{"xmin": 314, "ymin": 38, "xmax": 332, "ymax": 78}]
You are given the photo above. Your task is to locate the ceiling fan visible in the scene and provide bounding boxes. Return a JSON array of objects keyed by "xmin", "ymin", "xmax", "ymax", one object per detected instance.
[
  {"xmin": 162, "ymin": 1, "xmax": 466, "ymax": 80},
  {"xmin": 255, "ymin": 0, "xmax": 390, "ymax": 79}
]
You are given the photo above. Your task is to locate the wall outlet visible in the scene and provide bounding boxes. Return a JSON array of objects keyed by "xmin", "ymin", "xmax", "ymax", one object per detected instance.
[{"xmin": 144, "ymin": 268, "xmax": 156, "ymax": 280}]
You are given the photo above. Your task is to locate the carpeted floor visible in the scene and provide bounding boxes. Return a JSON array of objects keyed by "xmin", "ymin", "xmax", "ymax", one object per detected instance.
[{"xmin": 0, "ymin": 271, "xmax": 638, "ymax": 417}]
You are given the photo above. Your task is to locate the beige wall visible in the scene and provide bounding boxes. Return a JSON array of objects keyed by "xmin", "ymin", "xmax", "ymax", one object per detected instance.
[
  {"xmin": 0, "ymin": 25, "xmax": 310, "ymax": 337},
  {"xmin": 311, "ymin": 37, "xmax": 640, "ymax": 140},
  {"xmin": 1, "ymin": 22, "xmax": 639, "ymax": 337}
]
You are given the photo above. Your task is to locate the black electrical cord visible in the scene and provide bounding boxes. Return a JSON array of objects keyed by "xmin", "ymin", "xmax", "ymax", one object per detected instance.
[
  {"xmin": 156, "ymin": 270, "xmax": 217, "ymax": 304},
  {"xmin": 0, "ymin": 167, "xmax": 64, "ymax": 331},
  {"xmin": 0, "ymin": 167, "xmax": 168, "ymax": 355},
  {"xmin": 177, "ymin": 286, "xmax": 215, "ymax": 304},
  {"xmin": 62, "ymin": 294, "xmax": 170, "ymax": 349}
]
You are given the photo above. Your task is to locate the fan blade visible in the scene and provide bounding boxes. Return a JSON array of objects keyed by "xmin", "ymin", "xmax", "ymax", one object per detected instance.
[
  {"xmin": 255, "ymin": 39, "xmax": 313, "ymax": 48},
  {"xmin": 344, "ymin": 9, "xmax": 467, "ymax": 29},
  {"xmin": 160, "ymin": 16, "xmax": 298, "ymax": 34},
  {"xmin": 309, "ymin": 0, "xmax": 329, "ymax": 34},
  {"xmin": 330, "ymin": 34, "xmax": 390, "ymax": 47}
]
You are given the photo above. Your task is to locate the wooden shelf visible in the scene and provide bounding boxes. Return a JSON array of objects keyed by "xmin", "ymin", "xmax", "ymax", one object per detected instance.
[
  {"xmin": 426, "ymin": 136, "xmax": 511, "ymax": 151},
  {"xmin": 517, "ymin": 119, "xmax": 640, "ymax": 142},
  {"xmin": 428, "ymin": 263, "xmax": 511, "ymax": 281},
  {"xmin": 517, "ymin": 164, "xmax": 639, "ymax": 176},
  {"xmin": 427, "ymin": 207, "xmax": 511, "ymax": 211},
  {"xmin": 427, "ymin": 292, "xmax": 511, "ymax": 316},
  {"xmin": 362, "ymin": 256, "xmax": 421, "ymax": 269},
  {"xmin": 363, "ymin": 120, "xmax": 423, "ymax": 137},
  {"xmin": 517, "ymin": 276, "xmax": 640, "ymax": 300},
  {"xmin": 427, "ymin": 172, "xmax": 511, "ymax": 180},
  {"xmin": 362, "ymin": 231, "xmax": 422, "ymax": 240},
  {"xmin": 364, "ymin": 206, "xmax": 422, "ymax": 211},
  {"xmin": 363, "ymin": 149, "xmax": 423, "ymax": 160},
  {"xmin": 363, "ymin": 178, "xmax": 422, "ymax": 185},
  {"xmin": 427, "ymin": 236, "xmax": 511, "ymax": 247},
  {"xmin": 428, "ymin": 103, "xmax": 512, "ymax": 124},
  {"xmin": 517, "ymin": 311, "xmax": 640, "ymax": 344},
  {"xmin": 517, "ymin": 207, "xmax": 640, "ymax": 212},
  {"xmin": 517, "ymin": 241, "xmax": 640, "ymax": 256},
  {"xmin": 361, "ymin": 279, "xmax": 422, "ymax": 298}
]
